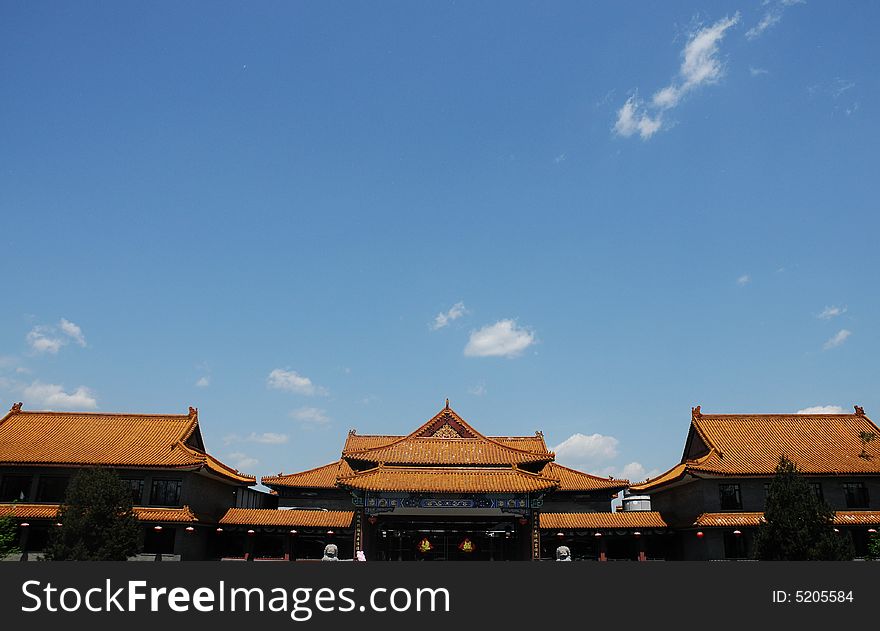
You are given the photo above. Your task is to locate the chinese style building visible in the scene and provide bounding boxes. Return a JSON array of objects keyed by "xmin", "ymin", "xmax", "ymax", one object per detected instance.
[
  {"xmin": 630, "ymin": 405, "xmax": 880, "ymax": 560},
  {"xmin": 245, "ymin": 402, "xmax": 668, "ymax": 561},
  {"xmin": 0, "ymin": 403, "xmax": 265, "ymax": 560}
]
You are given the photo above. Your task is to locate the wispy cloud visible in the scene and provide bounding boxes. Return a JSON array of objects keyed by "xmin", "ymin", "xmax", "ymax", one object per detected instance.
[
  {"xmin": 599, "ymin": 461, "xmax": 663, "ymax": 484},
  {"xmin": 796, "ymin": 405, "xmax": 846, "ymax": 414},
  {"xmin": 431, "ymin": 302, "xmax": 467, "ymax": 330},
  {"xmin": 267, "ymin": 369, "xmax": 327, "ymax": 396},
  {"xmin": 737, "ymin": 274, "xmax": 751, "ymax": 286},
  {"xmin": 227, "ymin": 452, "xmax": 259, "ymax": 471},
  {"xmin": 614, "ymin": 14, "xmax": 740, "ymax": 140},
  {"xmin": 26, "ymin": 319, "xmax": 87, "ymax": 354},
  {"xmin": 746, "ymin": 0, "xmax": 805, "ymax": 41},
  {"xmin": 223, "ymin": 432, "xmax": 290, "ymax": 446},
  {"xmin": 464, "ymin": 319, "xmax": 536, "ymax": 358},
  {"xmin": 750, "ymin": 66, "xmax": 769, "ymax": 76},
  {"xmin": 468, "ymin": 383, "xmax": 487, "ymax": 396},
  {"xmin": 290, "ymin": 406, "xmax": 331, "ymax": 426},
  {"xmin": 553, "ymin": 433, "xmax": 619, "ymax": 465},
  {"xmin": 22, "ymin": 381, "xmax": 97, "ymax": 410},
  {"xmin": 195, "ymin": 376, "xmax": 210, "ymax": 388},
  {"xmin": 817, "ymin": 305, "xmax": 847, "ymax": 320},
  {"xmin": 823, "ymin": 329, "xmax": 851, "ymax": 350}
]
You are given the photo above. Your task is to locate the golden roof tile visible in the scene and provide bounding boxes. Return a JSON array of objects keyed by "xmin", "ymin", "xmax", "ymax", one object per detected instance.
[
  {"xmin": 219, "ymin": 508, "xmax": 353, "ymax": 528},
  {"xmin": 540, "ymin": 511, "xmax": 667, "ymax": 530},
  {"xmin": 342, "ymin": 405, "xmax": 552, "ymax": 466},
  {"xmin": 544, "ymin": 462, "xmax": 628, "ymax": 492},
  {"xmin": 337, "ymin": 463, "xmax": 559, "ymax": 493},
  {"xmin": 631, "ymin": 406, "xmax": 880, "ymax": 492},
  {"xmin": 0, "ymin": 503, "xmax": 199, "ymax": 523},
  {"xmin": 0, "ymin": 405, "xmax": 255, "ymax": 484},
  {"xmin": 262, "ymin": 461, "xmax": 342, "ymax": 489},
  {"xmin": 694, "ymin": 511, "xmax": 880, "ymax": 527}
]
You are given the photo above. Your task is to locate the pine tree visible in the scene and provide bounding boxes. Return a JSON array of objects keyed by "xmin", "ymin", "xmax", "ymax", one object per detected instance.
[
  {"xmin": 43, "ymin": 468, "xmax": 141, "ymax": 561},
  {"xmin": 0, "ymin": 509, "xmax": 19, "ymax": 557},
  {"xmin": 753, "ymin": 455, "xmax": 854, "ymax": 560}
]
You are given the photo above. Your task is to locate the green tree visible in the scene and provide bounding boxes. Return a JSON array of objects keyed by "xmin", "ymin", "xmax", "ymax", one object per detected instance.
[
  {"xmin": 753, "ymin": 455, "xmax": 854, "ymax": 560},
  {"xmin": 0, "ymin": 508, "xmax": 20, "ymax": 557},
  {"xmin": 867, "ymin": 532, "xmax": 880, "ymax": 561},
  {"xmin": 43, "ymin": 468, "xmax": 141, "ymax": 561}
]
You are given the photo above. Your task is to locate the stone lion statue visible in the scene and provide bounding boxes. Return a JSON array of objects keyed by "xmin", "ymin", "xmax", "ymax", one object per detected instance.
[
  {"xmin": 321, "ymin": 544, "xmax": 339, "ymax": 561},
  {"xmin": 555, "ymin": 545, "xmax": 572, "ymax": 561}
]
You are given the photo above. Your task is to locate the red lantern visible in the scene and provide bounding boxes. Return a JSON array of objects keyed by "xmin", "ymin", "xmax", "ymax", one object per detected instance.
[
  {"xmin": 518, "ymin": 517, "xmax": 529, "ymax": 526},
  {"xmin": 367, "ymin": 515, "xmax": 378, "ymax": 525},
  {"xmin": 696, "ymin": 531, "xmax": 704, "ymax": 538}
]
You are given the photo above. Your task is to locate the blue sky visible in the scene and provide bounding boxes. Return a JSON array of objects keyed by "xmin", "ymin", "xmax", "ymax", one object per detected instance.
[{"xmin": 1, "ymin": 2, "xmax": 878, "ymax": 485}]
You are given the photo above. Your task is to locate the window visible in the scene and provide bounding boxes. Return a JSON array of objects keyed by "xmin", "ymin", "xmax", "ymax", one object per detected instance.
[
  {"xmin": 123, "ymin": 479, "xmax": 145, "ymax": 505},
  {"xmin": 0, "ymin": 475, "xmax": 32, "ymax": 501},
  {"xmin": 36, "ymin": 476, "xmax": 69, "ymax": 502},
  {"xmin": 719, "ymin": 484, "xmax": 742, "ymax": 510},
  {"xmin": 843, "ymin": 483, "xmax": 869, "ymax": 509},
  {"xmin": 809, "ymin": 482, "xmax": 824, "ymax": 502},
  {"xmin": 149, "ymin": 480, "xmax": 182, "ymax": 506}
]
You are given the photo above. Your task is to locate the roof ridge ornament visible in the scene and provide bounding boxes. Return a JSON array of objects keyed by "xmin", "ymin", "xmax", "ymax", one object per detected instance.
[
  {"xmin": 10, "ymin": 402, "xmax": 22, "ymax": 413},
  {"xmin": 445, "ymin": 398, "xmax": 450, "ymax": 409},
  {"xmin": 854, "ymin": 405, "xmax": 866, "ymax": 416},
  {"xmin": 692, "ymin": 405, "xmax": 702, "ymax": 420},
  {"xmin": 188, "ymin": 406, "xmax": 198, "ymax": 417}
]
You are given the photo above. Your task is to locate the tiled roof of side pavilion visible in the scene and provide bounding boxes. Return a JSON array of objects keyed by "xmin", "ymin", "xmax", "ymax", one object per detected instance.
[
  {"xmin": 219, "ymin": 508, "xmax": 354, "ymax": 528},
  {"xmin": 631, "ymin": 405, "xmax": 880, "ymax": 492},
  {"xmin": 0, "ymin": 404, "xmax": 255, "ymax": 484},
  {"xmin": 540, "ymin": 511, "xmax": 668, "ymax": 530},
  {"xmin": 694, "ymin": 511, "xmax": 880, "ymax": 528},
  {"xmin": 0, "ymin": 503, "xmax": 200, "ymax": 523}
]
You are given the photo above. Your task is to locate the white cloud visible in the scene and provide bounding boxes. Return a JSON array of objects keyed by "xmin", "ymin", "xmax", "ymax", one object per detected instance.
[
  {"xmin": 464, "ymin": 319, "xmax": 536, "ymax": 358},
  {"xmin": 553, "ymin": 433, "xmax": 619, "ymax": 466},
  {"xmin": 750, "ymin": 66, "xmax": 769, "ymax": 76},
  {"xmin": 431, "ymin": 302, "xmax": 467, "ymax": 330},
  {"xmin": 613, "ymin": 96, "xmax": 663, "ymax": 140},
  {"xmin": 818, "ymin": 305, "xmax": 847, "ymax": 320},
  {"xmin": 599, "ymin": 461, "xmax": 663, "ymax": 484},
  {"xmin": 737, "ymin": 274, "xmax": 751, "ymax": 286},
  {"xmin": 290, "ymin": 406, "xmax": 331, "ymax": 426},
  {"xmin": 468, "ymin": 383, "xmax": 487, "ymax": 396},
  {"xmin": 26, "ymin": 319, "xmax": 87, "ymax": 354},
  {"xmin": 246, "ymin": 432, "xmax": 289, "ymax": 444},
  {"xmin": 745, "ymin": 0, "xmax": 804, "ymax": 41},
  {"xmin": 227, "ymin": 452, "xmax": 259, "ymax": 471},
  {"xmin": 26, "ymin": 326, "xmax": 65, "ymax": 354},
  {"xmin": 59, "ymin": 319, "xmax": 86, "ymax": 347},
  {"xmin": 195, "ymin": 376, "xmax": 210, "ymax": 387},
  {"xmin": 823, "ymin": 329, "xmax": 851, "ymax": 350},
  {"xmin": 796, "ymin": 405, "xmax": 846, "ymax": 414},
  {"xmin": 22, "ymin": 381, "xmax": 97, "ymax": 410},
  {"xmin": 267, "ymin": 368, "xmax": 327, "ymax": 396},
  {"xmin": 614, "ymin": 14, "xmax": 740, "ymax": 140}
]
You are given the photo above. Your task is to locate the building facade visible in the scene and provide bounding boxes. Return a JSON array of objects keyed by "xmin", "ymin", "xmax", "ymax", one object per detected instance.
[
  {"xmin": 630, "ymin": 405, "xmax": 880, "ymax": 560},
  {"xmin": 0, "ymin": 403, "xmax": 266, "ymax": 560}
]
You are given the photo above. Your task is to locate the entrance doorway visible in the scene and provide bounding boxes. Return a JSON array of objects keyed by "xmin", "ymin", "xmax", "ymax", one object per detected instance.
[{"xmin": 372, "ymin": 517, "xmax": 521, "ymax": 561}]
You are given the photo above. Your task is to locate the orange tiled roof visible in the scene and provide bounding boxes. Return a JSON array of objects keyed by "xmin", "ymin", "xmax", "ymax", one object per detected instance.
[
  {"xmin": 219, "ymin": 508, "xmax": 353, "ymax": 528},
  {"xmin": 342, "ymin": 434, "xmax": 549, "ymax": 454},
  {"xmin": 631, "ymin": 406, "xmax": 880, "ymax": 492},
  {"xmin": 694, "ymin": 511, "xmax": 880, "ymax": 528},
  {"xmin": 337, "ymin": 463, "xmax": 559, "ymax": 493},
  {"xmin": 262, "ymin": 461, "xmax": 341, "ymax": 489},
  {"xmin": 544, "ymin": 462, "xmax": 628, "ymax": 492},
  {"xmin": 342, "ymin": 406, "xmax": 552, "ymax": 466},
  {"xmin": 540, "ymin": 512, "xmax": 667, "ymax": 530},
  {"xmin": 0, "ymin": 503, "xmax": 199, "ymax": 523},
  {"xmin": 0, "ymin": 405, "xmax": 255, "ymax": 484}
]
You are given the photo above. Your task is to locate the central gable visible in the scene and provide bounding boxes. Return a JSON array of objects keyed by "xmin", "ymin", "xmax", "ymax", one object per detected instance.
[{"xmin": 413, "ymin": 403, "xmax": 480, "ymax": 439}]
